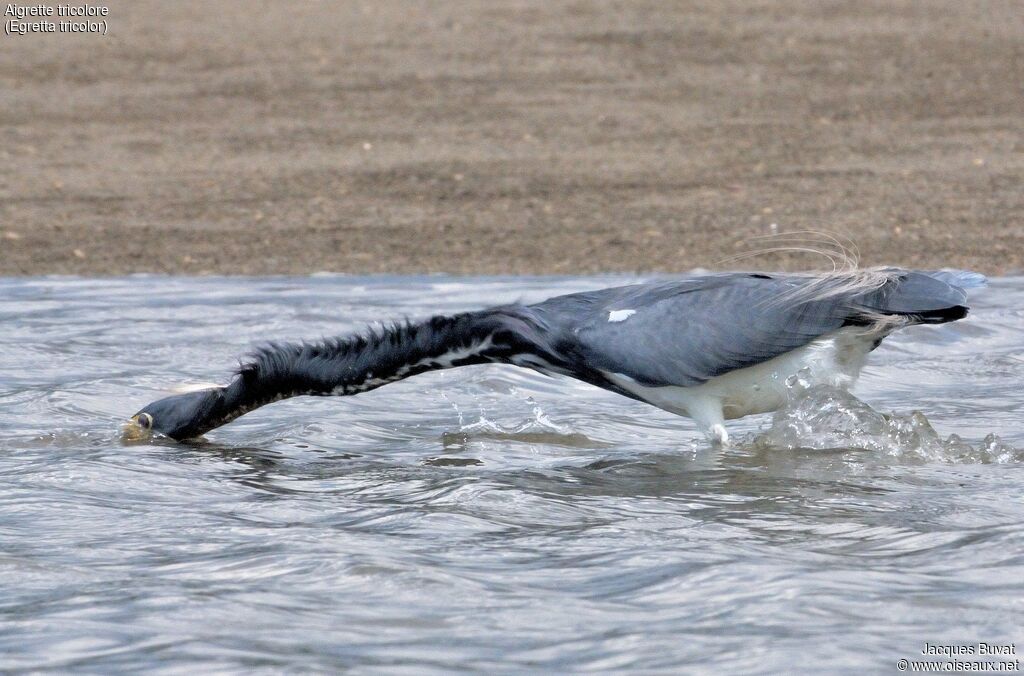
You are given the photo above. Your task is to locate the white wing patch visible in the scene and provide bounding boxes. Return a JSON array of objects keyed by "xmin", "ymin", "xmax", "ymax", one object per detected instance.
[
  {"xmin": 608, "ymin": 309, "xmax": 636, "ymax": 323},
  {"xmin": 170, "ymin": 382, "xmax": 224, "ymax": 394}
]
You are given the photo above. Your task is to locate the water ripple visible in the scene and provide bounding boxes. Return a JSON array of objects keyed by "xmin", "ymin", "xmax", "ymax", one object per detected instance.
[{"xmin": 1, "ymin": 275, "xmax": 1022, "ymax": 672}]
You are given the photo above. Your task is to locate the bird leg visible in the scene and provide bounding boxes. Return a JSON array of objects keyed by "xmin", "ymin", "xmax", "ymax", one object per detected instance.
[{"xmin": 687, "ymin": 397, "xmax": 729, "ymax": 447}]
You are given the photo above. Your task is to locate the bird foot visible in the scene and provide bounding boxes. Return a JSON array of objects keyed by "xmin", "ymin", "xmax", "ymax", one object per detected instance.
[{"xmin": 707, "ymin": 423, "xmax": 730, "ymax": 447}]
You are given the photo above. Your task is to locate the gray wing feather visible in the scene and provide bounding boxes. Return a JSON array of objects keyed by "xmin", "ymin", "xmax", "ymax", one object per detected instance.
[
  {"xmin": 529, "ymin": 271, "xmax": 972, "ymax": 389},
  {"xmin": 566, "ymin": 275, "xmax": 849, "ymax": 387}
]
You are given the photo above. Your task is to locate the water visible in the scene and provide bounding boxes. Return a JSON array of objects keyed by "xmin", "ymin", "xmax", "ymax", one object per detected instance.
[{"xmin": 1, "ymin": 275, "xmax": 1022, "ymax": 673}]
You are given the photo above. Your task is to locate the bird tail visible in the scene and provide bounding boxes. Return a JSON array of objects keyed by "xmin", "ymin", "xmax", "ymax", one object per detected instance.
[
  {"xmin": 920, "ymin": 269, "xmax": 988, "ymax": 290},
  {"xmin": 854, "ymin": 269, "xmax": 983, "ymax": 327}
]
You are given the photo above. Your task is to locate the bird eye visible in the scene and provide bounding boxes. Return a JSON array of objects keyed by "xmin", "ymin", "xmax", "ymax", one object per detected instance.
[{"xmin": 137, "ymin": 412, "xmax": 153, "ymax": 429}]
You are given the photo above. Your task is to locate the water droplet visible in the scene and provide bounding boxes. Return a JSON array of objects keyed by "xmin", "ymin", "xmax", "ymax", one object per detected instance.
[{"xmin": 785, "ymin": 367, "xmax": 813, "ymax": 394}]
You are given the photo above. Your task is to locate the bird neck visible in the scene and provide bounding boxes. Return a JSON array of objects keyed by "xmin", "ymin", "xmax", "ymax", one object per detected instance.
[{"xmin": 204, "ymin": 309, "xmax": 542, "ymax": 433}]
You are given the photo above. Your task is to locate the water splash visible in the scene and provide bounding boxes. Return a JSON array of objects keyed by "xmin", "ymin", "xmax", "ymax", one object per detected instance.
[
  {"xmin": 441, "ymin": 401, "xmax": 607, "ymax": 450},
  {"xmin": 754, "ymin": 385, "xmax": 1020, "ymax": 463}
]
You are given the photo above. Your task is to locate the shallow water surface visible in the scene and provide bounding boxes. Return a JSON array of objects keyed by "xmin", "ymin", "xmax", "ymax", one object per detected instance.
[{"xmin": 1, "ymin": 275, "xmax": 1023, "ymax": 672}]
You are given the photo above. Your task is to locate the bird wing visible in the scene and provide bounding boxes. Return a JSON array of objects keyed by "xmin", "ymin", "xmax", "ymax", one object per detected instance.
[
  {"xmin": 556, "ymin": 274, "xmax": 851, "ymax": 387},
  {"xmin": 526, "ymin": 270, "xmax": 974, "ymax": 389}
]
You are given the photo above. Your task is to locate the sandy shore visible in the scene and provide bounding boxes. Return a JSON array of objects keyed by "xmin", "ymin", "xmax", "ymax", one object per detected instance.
[{"xmin": 2, "ymin": 1, "xmax": 1022, "ymax": 276}]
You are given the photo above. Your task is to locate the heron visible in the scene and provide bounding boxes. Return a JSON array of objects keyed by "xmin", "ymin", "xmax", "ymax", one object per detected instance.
[{"xmin": 126, "ymin": 268, "xmax": 984, "ymax": 445}]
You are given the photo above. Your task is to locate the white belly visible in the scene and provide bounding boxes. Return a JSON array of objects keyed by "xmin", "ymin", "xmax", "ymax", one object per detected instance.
[{"xmin": 604, "ymin": 327, "xmax": 879, "ymax": 421}]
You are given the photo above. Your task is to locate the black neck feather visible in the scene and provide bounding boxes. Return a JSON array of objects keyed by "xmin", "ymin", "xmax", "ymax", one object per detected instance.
[{"xmin": 194, "ymin": 307, "xmax": 553, "ymax": 436}]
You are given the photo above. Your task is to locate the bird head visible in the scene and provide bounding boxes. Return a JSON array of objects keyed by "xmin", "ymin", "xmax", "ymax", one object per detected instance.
[{"xmin": 125, "ymin": 388, "xmax": 225, "ymax": 441}]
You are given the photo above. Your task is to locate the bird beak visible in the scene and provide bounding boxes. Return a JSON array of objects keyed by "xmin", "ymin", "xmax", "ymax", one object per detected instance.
[{"xmin": 122, "ymin": 414, "xmax": 153, "ymax": 441}]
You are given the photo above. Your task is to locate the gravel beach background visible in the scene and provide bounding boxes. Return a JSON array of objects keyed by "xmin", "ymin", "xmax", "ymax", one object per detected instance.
[{"xmin": 2, "ymin": 0, "xmax": 1022, "ymax": 275}]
